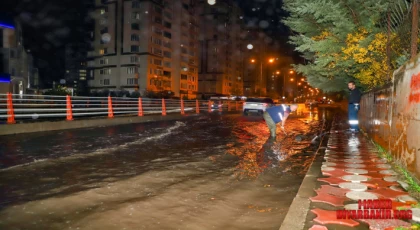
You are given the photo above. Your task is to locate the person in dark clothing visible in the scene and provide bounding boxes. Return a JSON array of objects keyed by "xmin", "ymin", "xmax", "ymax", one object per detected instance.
[
  {"xmin": 348, "ymin": 81, "xmax": 362, "ymax": 132},
  {"xmin": 263, "ymin": 104, "xmax": 298, "ymax": 138}
]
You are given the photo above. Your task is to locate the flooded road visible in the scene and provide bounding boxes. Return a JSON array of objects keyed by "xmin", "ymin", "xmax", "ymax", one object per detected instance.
[{"xmin": 0, "ymin": 108, "xmax": 334, "ymax": 230}]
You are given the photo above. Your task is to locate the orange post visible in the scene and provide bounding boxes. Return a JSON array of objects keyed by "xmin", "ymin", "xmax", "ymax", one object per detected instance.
[
  {"xmin": 108, "ymin": 96, "xmax": 114, "ymax": 118},
  {"xmin": 66, "ymin": 95, "xmax": 73, "ymax": 121},
  {"xmin": 235, "ymin": 101, "xmax": 239, "ymax": 111},
  {"xmin": 208, "ymin": 100, "xmax": 212, "ymax": 112},
  {"xmin": 218, "ymin": 100, "xmax": 222, "ymax": 112},
  {"xmin": 181, "ymin": 99, "xmax": 185, "ymax": 115},
  {"xmin": 6, "ymin": 93, "xmax": 15, "ymax": 124},
  {"xmin": 162, "ymin": 98, "xmax": 167, "ymax": 116},
  {"xmin": 138, "ymin": 97, "xmax": 143, "ymax": 116},
  {"xmin": 195, "ymin": 99, "xmax": 199, "ymax": 114}
]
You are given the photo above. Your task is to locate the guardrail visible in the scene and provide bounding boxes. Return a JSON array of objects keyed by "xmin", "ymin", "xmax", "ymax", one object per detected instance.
[{"xmin": 0, "ymin": 93, "xmax": 244, "ymax": 124}]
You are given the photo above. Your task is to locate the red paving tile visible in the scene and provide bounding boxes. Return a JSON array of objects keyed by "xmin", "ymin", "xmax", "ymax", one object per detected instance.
[
  {"xmin": 362, "ymin": 179, "xmax": 398, "ymax": 189},
  {"xmin": 318, "ymin": 177, "xmax": 347, "ymax": 186},
  {"xmin": 315, "ymin": 185, "xmax": 350, "ymax": 198},
  {"xmin": 358, "ymin": 219, "xmax": 411, "ymax": 230},
  {"xmin": 322, "ymin": 169, "xmax": 352, "ymax": 177},
  {"xmin": 369, "ymin": 188, "xmax": 409, "ymax": 200},
  {"xmin": 391, "ymin": 201, "xmax": 412, "ymax": 209},
  {"xmin": 309, "ymin": 225, "xmax": 328, "ymax": 230},
  {"xmin": 311, "ymin": 208, "xmax": 360, "ymax": 227},
  {"xmin": 310, "ymin": 192, "xmax": 349, "ymax": 206},
  {"xmin": 364, "ymin": 171, "xmax": 389, "ymax": 179}
]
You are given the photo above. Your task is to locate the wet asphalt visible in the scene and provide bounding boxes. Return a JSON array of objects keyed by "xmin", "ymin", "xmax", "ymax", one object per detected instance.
[{"xmin": 0, "ymin": 107, "xmax": 336, "ymax": 230}]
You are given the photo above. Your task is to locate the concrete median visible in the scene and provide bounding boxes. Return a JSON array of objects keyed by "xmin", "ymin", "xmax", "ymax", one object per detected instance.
[{"xmin": 0, "ymin": 113, "xmax": 200, "ymax": 136}]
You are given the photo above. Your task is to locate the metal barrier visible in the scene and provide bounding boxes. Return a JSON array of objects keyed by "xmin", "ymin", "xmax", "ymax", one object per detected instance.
[{"xmin": 0, "ymin": 93, "xmax": 244, "ymax": 123}]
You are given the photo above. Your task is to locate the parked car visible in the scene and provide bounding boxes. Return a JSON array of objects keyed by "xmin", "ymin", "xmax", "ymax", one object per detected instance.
[{"xmin": 243, "ymin": 97, "xmax": 274, "ymax": 116}]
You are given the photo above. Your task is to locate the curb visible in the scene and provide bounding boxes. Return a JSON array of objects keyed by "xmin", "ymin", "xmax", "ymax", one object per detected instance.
[
  {"xmin": 279, "ymin": 119, "xmax": 332, "ymax": 230},
  {"xmin": 0, "ymin": 113, "xmax": 201, "ymax": 136}
]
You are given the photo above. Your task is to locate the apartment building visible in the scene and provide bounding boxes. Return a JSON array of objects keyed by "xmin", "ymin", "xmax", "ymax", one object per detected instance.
[
  {"xmin": 0, "ymin": 19, "xmax": 38, "ymax": 94},
  {"xmin": 64, "ymin": 43, "xmax": 90, "ymax": 91},
  {"xmin": 197, "ymin": 0, "xmax": 245, "ymax": 97},
  {"xmin": 88, "ymin": 0, "xmax": 199, "ymax": 99}
]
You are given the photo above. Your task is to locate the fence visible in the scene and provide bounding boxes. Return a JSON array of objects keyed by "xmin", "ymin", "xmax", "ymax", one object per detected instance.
[
  {"xmin": 0, "ymin": 94, "xmax": 244, "ymax": 124},
  {"xmin": 359, "ymin": 54, "xmax": 420, "ymax": 179}
]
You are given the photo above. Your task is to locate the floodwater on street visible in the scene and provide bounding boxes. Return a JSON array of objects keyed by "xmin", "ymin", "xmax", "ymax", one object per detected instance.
[{"xmin": 0, "ymin": 107, "xmax": 334, "ymax": 230}]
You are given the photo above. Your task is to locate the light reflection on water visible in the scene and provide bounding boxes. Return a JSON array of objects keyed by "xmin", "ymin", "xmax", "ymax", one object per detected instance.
[
  {"xmin": 0, "ymin": 108, "xmax": 334, "ymax": 230},
  {"xmin": 226, "ymin": 107, "xmax": 321, "ymax": 179}
]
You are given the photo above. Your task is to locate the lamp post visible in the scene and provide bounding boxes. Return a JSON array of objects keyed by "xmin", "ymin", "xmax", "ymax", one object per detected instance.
[{"xmin": 250, "ymin": 58, "xmax": 277, "ymax": 96}]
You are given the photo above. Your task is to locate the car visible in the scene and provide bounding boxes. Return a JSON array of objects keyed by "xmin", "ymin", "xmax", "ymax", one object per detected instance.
[
  {"xmin": 305, "ymin": 99, "xmax": 318, "ymax": 107},
  {"xmin": 243, "ymin": 97, "xmax": 274, "ymax": 116}
]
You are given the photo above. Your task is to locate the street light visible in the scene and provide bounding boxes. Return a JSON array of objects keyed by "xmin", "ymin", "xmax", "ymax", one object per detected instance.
[
  {"xmin": 250, "ymin": 58, "xmax": 277, "ymax": 96},
  {"xmin": 289, "ymin": 70, "xmax": 294, "ymax": 74},
  {"xmin": 276, "ymin": 71, "xmax": 280, "ymax": 74},
  {"xmin": 301, "ymin": 78, "xmax": 305, "ymax": 81}
]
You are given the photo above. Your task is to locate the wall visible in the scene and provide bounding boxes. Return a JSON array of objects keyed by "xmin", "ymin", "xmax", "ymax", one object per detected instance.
[{"xmin": 360, "ymin": 54, "xmax": 420, "ymax": 178}]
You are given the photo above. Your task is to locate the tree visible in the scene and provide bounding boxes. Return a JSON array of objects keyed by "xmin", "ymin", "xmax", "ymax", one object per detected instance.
[
  {"xmin": 43, "ymin": 86, "xmax": 71, "ymax": 96},
  {"xmin": 282, "ymin": 0, "xmax": 406, "ymax": 92}
]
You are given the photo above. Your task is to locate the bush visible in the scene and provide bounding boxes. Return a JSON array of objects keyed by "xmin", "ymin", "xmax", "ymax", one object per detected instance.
[
  {"xmin": 130, "ymin": 91, "xmax": 141, "ymax": 98},
  {"xmin": 43, "ymin": 86, "xmax": 71, "ymax": 96}
]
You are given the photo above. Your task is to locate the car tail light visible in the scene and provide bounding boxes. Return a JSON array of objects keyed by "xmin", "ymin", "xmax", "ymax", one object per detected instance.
[
  {"xmin": 243, "ymin": 102, "xmax": 246, "ymax": 105},
  {"xmin": 263, "ymin": 103, "xmax": 268, "ymax": 107}
]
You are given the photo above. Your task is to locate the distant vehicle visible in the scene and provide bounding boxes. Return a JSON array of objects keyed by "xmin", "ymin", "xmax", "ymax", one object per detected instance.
[
  {"xmin": 243, "ymin": 97, "xmax": 274, "ymax": 116},
  {"xmin": 202, "ymin": 98, "xmax": 229, "ymax": 110},
  {"xmin": 305, "ymin": 99, "xmax": 318, "ymax": 107}
]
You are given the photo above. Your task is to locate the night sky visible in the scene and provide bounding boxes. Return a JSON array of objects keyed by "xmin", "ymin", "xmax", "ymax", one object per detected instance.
[{"xmin": 0, "ymin": 0, "xmax": 298, "ymax": 86}]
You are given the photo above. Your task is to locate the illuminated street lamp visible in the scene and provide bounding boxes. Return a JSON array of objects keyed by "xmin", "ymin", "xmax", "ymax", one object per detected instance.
[
  {"xmin": 276, "ymin": 71, "xmax": 280, "ymax": 74},
  {"xmin": 289, "ymin": 70, "xmax": 294, "ymax": 74},
  {"xmin": 208, "ymin": 0, "xmax": 216, "ymax": 5},
  {"xmin": 290, "ymin": 78, "xmax": 294, "ymax": 81},
  {"xmin": 301, "ymin": 78, "xmax": 305, "ymax": 81},
  {"xmin": 250, "ymin": 58, "xmax": 277, "ymax": 96}
]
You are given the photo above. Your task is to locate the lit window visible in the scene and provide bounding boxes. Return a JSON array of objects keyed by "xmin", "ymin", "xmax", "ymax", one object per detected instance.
[
  {"xmin": 127, "ymin": 67, "xmax": 136, "ymax": 74},
  {"xmin": 127, "ymin": 78, "xmax": 138, "ymax": 85}
]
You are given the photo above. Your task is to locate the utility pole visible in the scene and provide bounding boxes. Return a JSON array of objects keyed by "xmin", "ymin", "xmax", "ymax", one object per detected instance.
[{"xmin": 411, "ymin": 0, "xmax": 419, "ymax": 59}]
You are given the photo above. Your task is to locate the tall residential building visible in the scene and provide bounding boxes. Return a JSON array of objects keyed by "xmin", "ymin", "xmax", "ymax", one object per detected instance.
[
  {"xmin": 88, "ymin": 0, "xmax": 200, "ymax": 99},
  {"xmin": 0, "ymin": 18, "xmax": 38, "ymax": 95},
  {"xmin": 197, "ymin": 0, "xmax": 245, "ymax": 97},
  {"xmin": 64, "ymin": 43, "xmax": 90, "ymax": 92}
]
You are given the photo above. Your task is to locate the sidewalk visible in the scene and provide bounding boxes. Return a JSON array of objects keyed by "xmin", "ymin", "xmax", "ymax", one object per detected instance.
[{"xmin": 280, "ymin": 115, "xmax": 420, "ymax": 230}]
